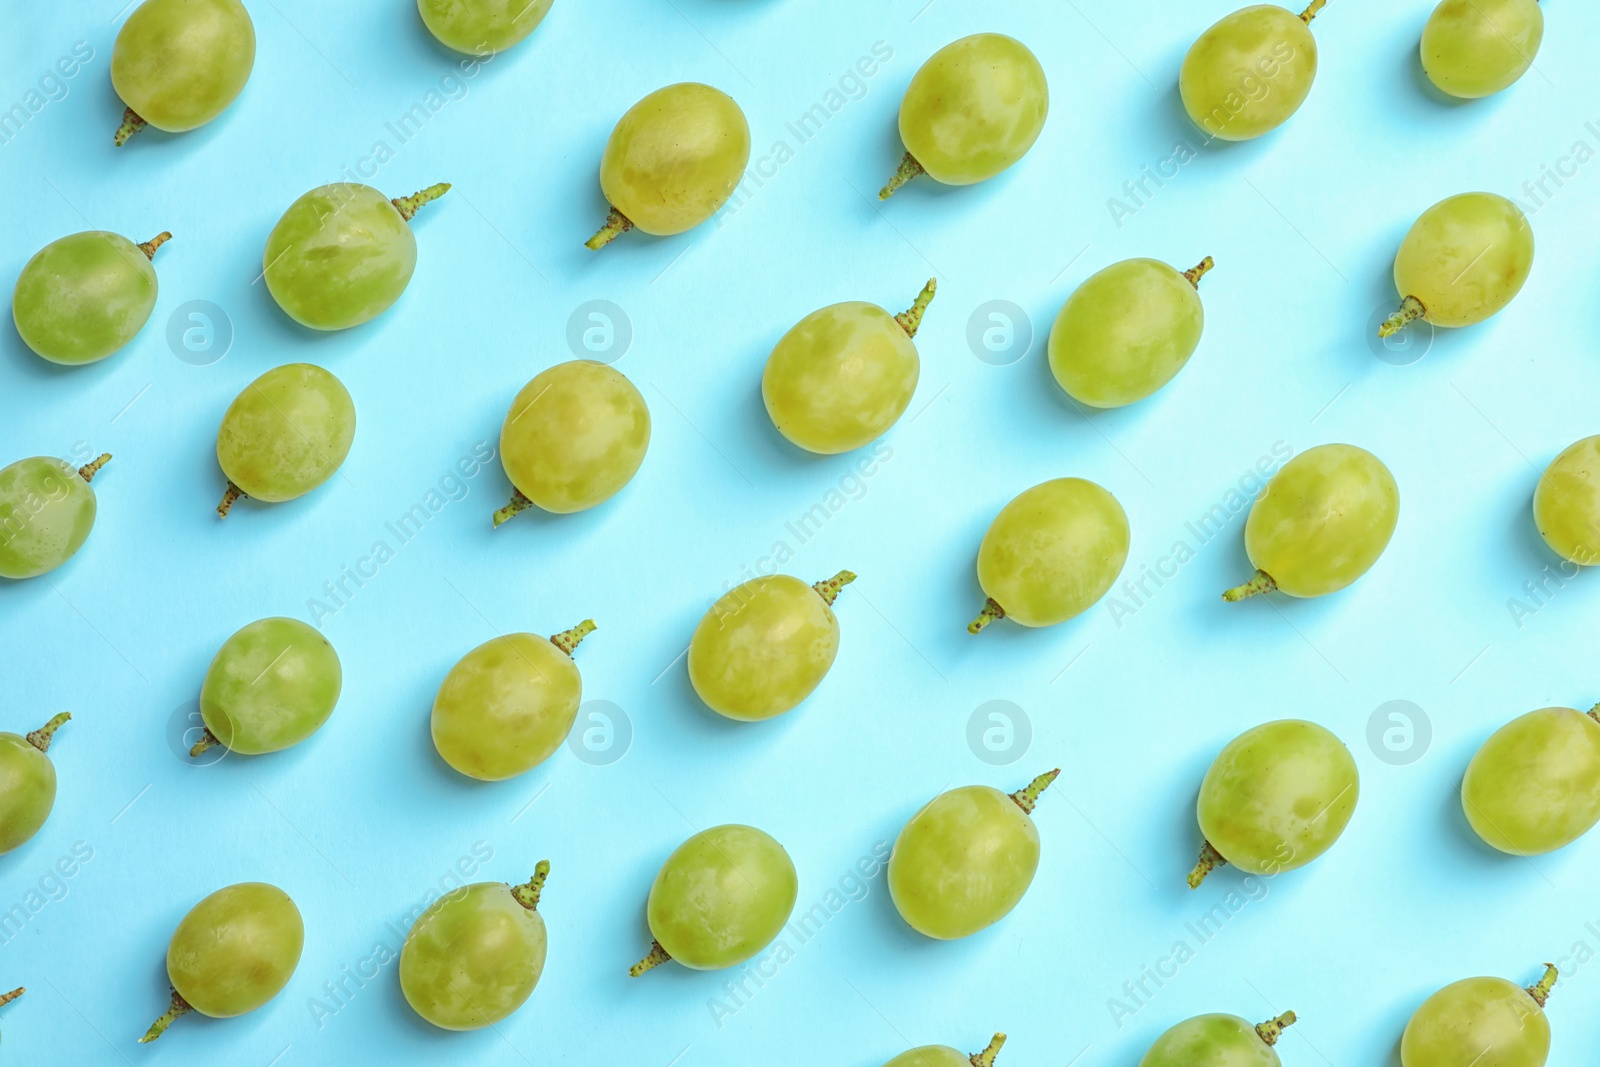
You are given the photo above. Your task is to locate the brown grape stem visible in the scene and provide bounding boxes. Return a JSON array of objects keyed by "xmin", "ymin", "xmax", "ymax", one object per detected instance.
[
  {"xmin": 1525, "ymin": 963, "xmax": 1558, "ymax": 1008},
  {"xmin": 1378, "ymin": 295, "xmax": 1426, "ymax": 338},
  {"xmin": 1299, "ymin": 0, "xmax": 1326, "ymax": 22},
  {"xmin": 968, "ymin": 597, "xmax": 1007, "ymax": 634},
  {"xmin": 879, "ymin": 151, "xmax": 926, "ymax": 199},
  {"xmin": 189, "ymin": 728, "xmax": 221, "ymax": 758},
  {"xmin": 1010, "ymin": 769, "xmax": 1060, "ymax": 814},
  {"xmin": 969, "ymin": 1033, "xmax": 1006, "ymax": 1067},
  {"xmin": 26, "ymin": 712, "xmax": 70, "ymax": 754},
  {"xmin": 585, "ymin": 206, "xmax": 635, "ymax": 250},
  {"xmin": 629, "ymin": 940, "xmax": 671, "ymax": 977},
  {"xmin": 1256, "ymin": 1011, "xmax": 1297, "ymax": 1045},
  {"xmin": 0, "ymin": 987, "xmax": 22, "ymax": 1008},
  {"xmin": 217, "ymin": 481, "xmax": 245, "ymax": 519},
  {"xmin": 138, "ymin": 989, "xmax": 193, "ymax": 1043},
  {"xmin": 1588, "ymin": 703, "xmax": 1599, "ymax": 724},
  {"xmin": 894, "ymin": 279, "xmax": 938, "ymax": 339},
  {"xmin": 550, "ymin": 620, "xmax": 596, "ymax": 656},
  {"xmin": 392, "ymin": 183, "xmax": 451, "ymax": 222},
  {"xmin": 493, "ymin": 489, "xmax": 533, "ymax": 527},
  {"xmin": 138, "ymin": 233, "xmax": 172, "ymax": 260},
  {"xmin": 1183, "ymin": 256, "xmax": 1215, "ymax": 288},
  {"xmin": 77, "ymin": 453, "xmax": 111, "ymax": 483},
  {"xmin": 1188, "ymin": 840, "xmax": 1227, "ymax": 889},
  {"xmin": 114, "ymin": 106, "xmax": 147, "ymax": 147},
  {"xmin": 1222, "ymin": 570, "xmax": 1277, "ymax": 602},
  {"xmin": 812, "ymin": 570, "xmax": 857, "ymax": 606},
  {"xmin": 510, "ymin": 860, "xmax": 550, "ymax": 911}
]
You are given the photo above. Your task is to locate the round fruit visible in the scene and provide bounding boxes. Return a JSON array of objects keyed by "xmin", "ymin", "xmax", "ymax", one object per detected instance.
[
  {"xmin": 0, "ymin": 713, "xmax": 70, "ymax": 855},
  {"xmin": 1380, "ymin": 192, "xmax": 1534, "ymax": 337},
  {"xmin": 191, "ymin": 618, "xmax": 341, "ymax": 758},
  {"xmin": 112, "ymin": 0, "xmax": 255, "ymax": 145},
  {"xmin": 885, "ymin": 1034, "xmax": 1006, "ymax": 1067},
  {"xmin": 1461, "ymin": 706, "xmax": 1600, "ymax": 855},
  {"xmin": 1401, "ymin": 965, "xmax": 1557, "ymax": 1067},
  {"xmin": 418, "ymin": 0, "xmax": 553, "ymax": 55},
  {"xmin": 1139, "ymin": 1012, "xmax": 1298, "ymax": 1066},
  {"xmin": 1533, "ymin": 436, "xmax": 1600, "ymax": 566},
  {"xmin": 13, "ymin": 231, "xmax": 170, "ymax": 364},
  {"xmin": 1421, "ymin": 0, "xmax": 1543, "ymax": 99},
  {"xmin": 0, "ymin": 453, "xmax": 111, "ymax": 580},
  {"xmin": 215, "ymin": 363, "xmax": 356, "ymax": 517},
  {"xmin": 1179, "ymin": 3, "xmax": 1323, "ymax": 142}
]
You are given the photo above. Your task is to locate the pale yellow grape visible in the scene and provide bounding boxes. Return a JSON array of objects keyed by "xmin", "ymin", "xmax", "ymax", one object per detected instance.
[
  {"xmin": 215, "ymin": 364, "xmax": 356, "ymax": 516},
  {"xmin": 418, "ymin": 0, "xmax": 553, "ymax": 55},
  {"xmin": 1401, "ymin": 967, "xmax": 1557, "ymax": 1067},
  {"xmin": 1421, "ymin": 0, "xmax": 1543, "ymax": 99},
  {"xmin": 112, "ymin": 0, "xmax": 255, "ymax": 144},
  {"xmin": 885, "ymin": 1034, "xmax": 1006, "ymax": 1067},
  {"xmin": 1139, "ymin": 1013, "xmax": 1297, "ymax": 1067},
  {"xmin": 1533, "ymin": 436, "xmax": 1600, "ymax": 565},
  {"xmin": 1381, "ymin": 192, "xmax": 1534, "ymax": 336},
  {"xmin": 1461, "ymin": 707, "xmax": 1600, "ymax": 855},
  {"xmin": 0, "ymin": 454, "xmax": 110, "ymax": 580},
  {"xmin": 0, "ymin": 713, "xmax": 70, "ymax": 855},
  {"xmin": 1180, "ymin": 4, "xmax": 1321, "ymax": 142},
  {"xmin": 13, "ymin": 231, "xmax": 169, "ymax": 365}
]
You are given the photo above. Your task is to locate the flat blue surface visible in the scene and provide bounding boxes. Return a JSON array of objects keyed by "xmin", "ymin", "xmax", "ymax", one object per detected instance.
[{"xmin": 3, "ymin": 0, "xmax": 1600, "ymax": 1064}]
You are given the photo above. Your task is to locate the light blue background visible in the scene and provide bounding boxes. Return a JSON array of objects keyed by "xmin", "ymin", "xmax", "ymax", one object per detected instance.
[{"xmin": 3, "ymin": 0, "xmax": 1599, "ymax": 1063}]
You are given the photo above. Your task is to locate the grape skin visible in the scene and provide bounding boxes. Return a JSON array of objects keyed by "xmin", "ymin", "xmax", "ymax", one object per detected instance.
[
  {"xmin": 1461, "ymin": 707, "xmax": 1600, "ymax": 855},
  {"xmin": 418, "ymin": 0, "xmax": 553, "ymax": 56},
  {"xmin": 1180, "ymin": 5, "xmax": 1319, "ymax": 142},
  {"xmin": 112, "ymin": 0, "xmax": 255, "ymax": 142},
  {"xmin": 1400, "ymin": 969, "xmax": 1556, "ymax": 1067},
  {"xmin": 1139, "ymin": 1013, "xmax": 1296, "ymax": 1067},
  {"xmin": 1533, "ymin": 436, "xmax": 1600, "ymax": 565},
  {"xmin": 1421, "ymin": 0, "xmax": 1543, "ymax": 99},
  {"xmin": 0, "ymin": 455, "xmax": 107, "ymax": 580},
  {"xmin": 0, "ymin": 714, "xmax": 69, "ymax": 855},
  {"xmin": 885, "ymin": 1034, "xmax": 1006, "ymax": 1067},
  {"xmin": 1382, "ymin": 192, "xmax": 1534, "ymax": 335},
  {"xmin": 13, "ymin": 231, "xmax": 168, "ymax": 365},
  {"xmin": 216, "ymin": 363, "xmax": 356, "ymax": 513},
  {"xmin": 198, "ymin": 618, "xmax": 341, "ymax": 756}
]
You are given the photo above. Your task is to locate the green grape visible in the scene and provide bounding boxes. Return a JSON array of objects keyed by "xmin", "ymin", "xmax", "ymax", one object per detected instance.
[
  {"xmin": 586, "ymin": 83, "xmax": 750, "ymax": 249},
  {"xmin": 1179, "ymin": 2, "xmax": 1324, "ymax": 142},
  {"xmin": 0, "ymin": 453, "xmax": 111, "ymax": 580},
  {"xmin": 1048, "ymin": 257, "xmax": 1211, "ymax": 408},
  {"xmin": 13, "ymin": 231, "xmax": 170, "ymax": 364},
  {"xmin": 880, "ymin": 34, "xmax": 1048, "ymax": 198},
  {"xmin": 968, "ymin": 478, "xmax": 1129, "ymax": 633},
  {"xmin": 1139, "ymin": 1012, "xmax": 1298, "ymax": 1066},
  {"xmin": 263, "ymin": 183, "xmax": 450, "ymax": 331},
  {"xmin": 400, "ymin": 861, "xmax": 551, "ymax": 1030},
  {"xmin": 1379, "ymin": 192, "xmax": 1534, "ymax": 337},
  {"xmin": 190, "ymin": 618, "xmax": 341, "ymax": 758},
  {"xmin": 1421, "ymin": 0, "xmax": 1542, "ymax": 99},
  {"xmin": 762, "ymin": 281, "xmax": 935, "ymax": 454},
  {"xmin": 495, "ymin": 360, "xmax": 650, "ymax": 523},
  {"xmin": 1533, "ymin": 436, "xmax": 1600, "ymax": 565},
  {"xmin": 140, "ymin": 882, "xmax": 304, "ymax": 1043},
  {"xmin": 418, "ymin": 0, "xmax": 553, "ymax": 55},
  {"xmin": 1461, "ymin": 706, "xmax": 1600, "ymax": 855},
  {"xmin": 688, "ymin": 572, "xmax": 854, "ymax": 722},
  {"xmin": 215, "ymin": 363, "xmax": 356, "ymax": 517},
  {"xmin": 1401, "ymin": 965, "xmax": 1557, "ymax": 1067},
  {"xmin": 885, "ymin": 1034, "xmax": 1006, "ymax": 1067},
  {"xmin": 1223, "ymin": 443, "xmax": 1398, "ymax": 601},
  {"xmin": 112, "ymin": 0, "xmax": 255, "ymax": 145},
  {"xmin": 432, "ymin": 622, "xmax": 593, "ymax": 780},
  {"xmin": 630, "ymin": 825, "xmax": 797, "ymax": 975},
  {"xmin": 1188, "ymin": 719, "xmax": 1359, "ymax": 888},
  {"xmin": 0, "ymin": 714, "xmax": 70, "ymax": 855},
  {"xmin": 888, "ymin": 770, "xmax": 1057, "ymax": 940}
]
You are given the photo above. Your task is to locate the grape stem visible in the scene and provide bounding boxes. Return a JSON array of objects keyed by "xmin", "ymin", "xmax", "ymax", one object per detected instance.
[
  {"xmin": 1010, "ymin": 769, "xmax": 1060, "ymax": 814},
  {"xmin": 812, "ymin": 570, "xmax": 857, "ymax": 606},
  {"xmin": 510, "ymin": 860, "xmax": 551, "ymax": 911},
  {"xmin": 894, "ymin": 280, "xmax": 938, "ymax": 339},
  {"xmin": 1588, "ymin": 703, "xmax": 1599, "ymax": 724},
  {"xmin": 1525, "ymin": 963, "xmax": 1558, "ymax": 1008},
  {"xmin": 1188, "ymin": 840, "xmax": 1227, "ymax": 889},
  {"xmin": 1255, "ymin": 1012, "xmax": 1296, "ymax": 1045},
  {"xmin": 550, "ymin": 620, "xmax": 596, "ymax": 656},
  {"xmin": 114, "ymin": 106, "xmax": 147, "ymax": 147},
  {"xmin": 1378, "ymin": 295, "xmax": 1426, "ymax": 338},
  {"xmin": 968, "ymin": 597, "xmax": 1007, "ymax": 634},
  {"xmin": 217, "ymin": 481, "xmax": 246, "ymax": 519},
  {"xmin": 26, "ymin": 713, "xmax": 70, "ymax": 754},
  {"xmin": 585, "ymin": 207, "xmax": 635, "ymax": 250},
  {"xmin": 77, "ymin": 453, "xmax": 112, "ymax": 483},
  {"xmin": 1299, "ymin": 0, "xmax": 1327, "ymax": 23},
  {"xmin": 879, "ymin": 151, "xmax": 926, "ymax": 199},
  {"xmin": 493, "ymin": 488, "xmax": 534, "ymax": 527},
  {"xmin": 0, "ymin": 987, "xmax": 22, "ymax": 1008},
  {"xmin": 189, "ymin": 727, "xmax": 221, "ymax": 758},
  {"xmin": 391, "ymin": 183, "xmax": 452, "ymax": 222},
  {"xmin": 969, "ymin": 1032, "xmax": 1007, "ymax": 1067},
  {"xmin": 629, "ymin": 940, "xmax": 672, "ymax": 977},
  {"xmin": 139, "ymin": 989, "xmax": 193, "ymax": 1043},
  {"xmin": 138, "ymin": 233, "xmax": 172, "ymax": 260},
  {"xmin": 1222, "ymin": 570, "xmax": 1277, "ymax": 602},
  {"xmin": 1183, "ymin": 256, "xmax": 1215, "ymax": 288}
]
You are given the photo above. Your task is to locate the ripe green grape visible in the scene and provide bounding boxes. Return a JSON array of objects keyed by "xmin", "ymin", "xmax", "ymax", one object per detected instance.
[
  {"xmin": 763, "ymin": 281, "xmax": 935, "ymax": 454},
  {"xmin": 140, "ymin": 882, "xmax": 304, "ymax": 1043},
  {"xmin": 888, "ymin": 770, "xmax": 1057, "ymax": 940},
  {"xmin": 215, "ymin": 363, "xmax": 356, "ymax": 517},
  {"xmin": 112, "ymin": 0, "xmax": 255, "ymax": 145},
  {"xmin": 1533, "ymin": 436, "xmax": 1600, "ymax": 565},
  {"xmin": 1048, "ymin": 257, "xmax": 1211, "ymax": 408},
  {"xmin": 1401, "ymin": 965, "xmax": 1557, "ymax": 1067},
  {"xmin": 13, "ymin": 231, "xmax": 170, "ymax": 364},
  {"xmin": 264, "ymin": 183, "xmax": 450, "ymax": 331},
  {"xmin": 1188, "ymin": 719, "xmax": 1359, "ymax": 888},
  {"xmin": 418, "ymin": 0, "xmax": 553, "ymax": 55},
  {"xmin": 688, "ymin": 572, "xmax": 853, "ymax": 722},
  {"xmin": 495, "ymin": 360, "xmax": 650, "ymax": 523},
  {"xmin": 432, "ymin": 622, "xmax": 593, "ymax": 780},
  {"xmin": 400, "ymin": 861, "xmax": 551, "ymax": 1030},
  {"xmin": 630, "ymin": 825, "xmax": 797, "ymax": 975},
  {"xmin": 886, "ymin": 1034, "xmax": 1006, "ymax": 1067},
  {"xmin": 0, "ymin": 713, "xmax": 70, "ymax": 855},
  {"xmin": 1421, "ymin": 0, "xmax": 1543, "ymax": 99},
  {"xmin": 191, "ymin": 618, "xmax": 341, "ymax": 758},
  {"xmin": 586, "ymin": 83, "xmax": 750, "ymax": 249},
  {"xmin": 0, "ymin": 453, "xmax": 111, "ymax": 580},
  {"xmin": 880, "ymin": 34, "xmax": 1048, "ymax": 198},
  {"xmin": 1139, "ymin": 1012, "xmax": 1298, "ymax": 1066},
  {"xmin": 1179, "ymin": 3, "xmax": 1323, "ymax": 142},
  {"xmin": 969, "ymin": 478, "xmax": 1129, "ymax": 633},
  {"xmin": 1461, "ymin": 706, "xmax": 1600, "ymax": 855},
  {"xmin": 1223, "ymin": 443, "xmax": 1398, "ymax": 601},
  {"xmin": 1380, "ymin": 192, "xmax": 1534, "ymax": 337}
]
